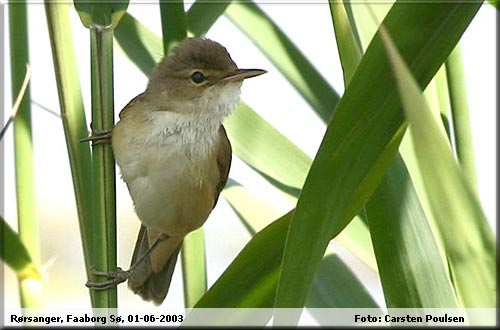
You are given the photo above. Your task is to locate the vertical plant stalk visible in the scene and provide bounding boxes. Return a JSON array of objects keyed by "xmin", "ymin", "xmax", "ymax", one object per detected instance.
[
  {"xmin": 89, "ymin": 27, "xmax": 117, "ymax": 308},
  {"xmin": 8, "ymin": 1, "xmax": 42, "ymax": 308},
  {"xmin": 44, "ymin": 0, "xmax": 95, "ymax": 305},
  {"xmin": 445, "ymin": 44, "xmax": 478, "ymax": 195},
  {"xmin": 74, "ymin": 0, "xmax": 127, "ymax": 309}
]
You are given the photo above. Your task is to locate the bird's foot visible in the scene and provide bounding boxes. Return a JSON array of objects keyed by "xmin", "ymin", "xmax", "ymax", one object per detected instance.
[
  {"xmin": 80, "ymin": 123, "xmax": 112, "ymax": 146},
  {"xmin": 86, "ymin": 265, "xmax": 130, "ymax": 290}
]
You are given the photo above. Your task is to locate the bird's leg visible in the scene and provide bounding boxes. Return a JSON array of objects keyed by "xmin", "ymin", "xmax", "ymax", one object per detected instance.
[
  {"xmin": 86, "ymin": 233, "xmax": 168, "ymax": 290},
  {"xmin": 80, "ymin": 122, "xmax": 112, "ymax": 146},
  {"xmin": 129, "ymin": 233, "xmax": 168, "ymax": 272}
]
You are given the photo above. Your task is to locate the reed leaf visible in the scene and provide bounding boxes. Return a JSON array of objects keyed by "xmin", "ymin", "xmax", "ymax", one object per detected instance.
[
  {"xmin": 44, "ymin": 0, "xmax": 94, "ymax": 304},
  {"xmin": 9, "ymin": 0, "xmax": 42, "ymax": 308},
  {"xmin": 445, "ymin": 44, "xmax": 479, "ymax": 194},
  {"xmin": 380, "ymin": 23, "xmax": 495, "ymax": 307}
]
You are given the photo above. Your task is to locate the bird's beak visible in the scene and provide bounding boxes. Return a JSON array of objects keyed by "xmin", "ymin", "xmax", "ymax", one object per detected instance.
[{"xmin": 222, "ymin": 68, "xmax": 267, "ymax": 82}]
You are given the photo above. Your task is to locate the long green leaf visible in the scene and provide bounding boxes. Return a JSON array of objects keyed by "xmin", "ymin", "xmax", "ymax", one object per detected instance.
[
  {"xmin": 380, "ymin": 24, "xmax": 495, "ymax": 307},
  {"xmin": 328, "ymin": 0, "xmax": 380, "ymax": 275},
  {"xmin": 1, "ymin": 216, "xmax": 41, "ymax": 281},
  {"xmin": 366, "ymin": 155, "xmax": 458, "ymax": 307},
  {"xmin": 398, "ymin": 68, "xmax": 452, "ymax": 276},
  {"xmin": 274, "ymin": 1, "xmax": 482, "ymax": 314}
]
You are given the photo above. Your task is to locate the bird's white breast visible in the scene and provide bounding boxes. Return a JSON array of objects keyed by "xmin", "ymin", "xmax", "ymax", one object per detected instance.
[{"xmin": 143, "ymin": 81, "xmax": 241, "ymax": 161}]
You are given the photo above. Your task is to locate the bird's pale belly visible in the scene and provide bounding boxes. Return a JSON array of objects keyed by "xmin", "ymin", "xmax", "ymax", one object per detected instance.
[{"xmin": 117, "ymin": 140, "xmax": 219, "ymax": 237}]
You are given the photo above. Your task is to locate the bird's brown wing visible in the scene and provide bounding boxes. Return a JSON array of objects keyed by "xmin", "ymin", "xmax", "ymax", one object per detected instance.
[
  {"xmin": 118, "ymin": 92, "xmax": 147, "ymax": 119},
  {"xmin": 213, "ymin": 125, "xmax": 232, "ymax": 208}
]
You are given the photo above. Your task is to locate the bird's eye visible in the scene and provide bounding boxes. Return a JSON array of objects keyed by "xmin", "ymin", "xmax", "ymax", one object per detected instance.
[{"xmin": 190, "ymin": 71, "xmax": 206, "ymax": 84}]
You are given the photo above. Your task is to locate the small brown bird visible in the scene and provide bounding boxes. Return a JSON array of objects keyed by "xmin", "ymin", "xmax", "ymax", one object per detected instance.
[{"xmin": 86, "ymin": 38, "xmax": 266, "ymax": 305}]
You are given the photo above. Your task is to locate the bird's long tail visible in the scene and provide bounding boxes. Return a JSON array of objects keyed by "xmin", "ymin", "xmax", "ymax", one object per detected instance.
[{"xmin": 127, "ymin": 225, "xmax": 183, "ymax": 305}]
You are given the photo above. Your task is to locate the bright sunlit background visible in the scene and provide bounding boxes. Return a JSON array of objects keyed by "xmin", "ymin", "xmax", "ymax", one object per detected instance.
[{"xmin": 2, "ymin": 0, "xmax": 496, "ymax": 320}]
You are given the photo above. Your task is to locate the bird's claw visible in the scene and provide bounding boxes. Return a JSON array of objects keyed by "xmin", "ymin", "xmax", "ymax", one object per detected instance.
[
  {"xmin": 80, "ymin": 122, "xmax": 112, "ymax": 146},
  {"xmin": 86, "ymin": 266, "xmax": 130, "ymax": 290}
]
